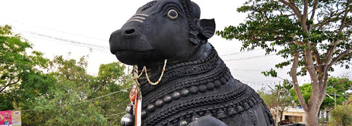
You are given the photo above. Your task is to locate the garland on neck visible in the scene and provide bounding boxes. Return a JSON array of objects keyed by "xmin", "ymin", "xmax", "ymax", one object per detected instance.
[{"xmin": 133, "ymin": 59, "xmax": 168, "ymax": 86}]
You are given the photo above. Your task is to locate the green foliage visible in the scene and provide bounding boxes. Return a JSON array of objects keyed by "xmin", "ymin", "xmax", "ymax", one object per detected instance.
[
  {"xmin": 22, "ymin": 56, "xmax": 132, "ymax": 126},
  {"xmin": 0, "ymin": 25, "xmax": 133, "ymax": 125},
  {"xmin": 258, "ymin": 84, "xmax": 294, "ymax": 122},
  {"xmin": 217, "ymin": 0, "xmax": 352, "ymax": 77},
  {"xmin": 259, "ymin": 78, "xmax": 294, "ymax": 109},
  {"xmin": 290, "ymin": 77, "xmax": 352, "ymax": 109},
  {"xmin": 217, "ymin": 1, "xmax": 351, "ymax": 124},
  {"xmin": 0, "ymin": 25, "xmax": 54, "ymax": 111},
  {"xmin": 329, "ymin": 105, "xmax": 352, "ymax": 126},
  {"xmin": 258, "ymin": 89, "xmax": 278, "ymax": 109},
  {"xmin": 258, "ymin": 89, "xmax": 295, "ymax": 109}
]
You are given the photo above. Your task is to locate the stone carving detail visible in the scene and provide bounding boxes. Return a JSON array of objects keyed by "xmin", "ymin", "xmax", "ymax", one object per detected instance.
[
  {"xmin": 248, "ymin": 110, "xmax": 258, "ymax": 126},
  {"xmin": 108, "ymin": 0, "xmax": 274, "ymax": 125},
  {"xmin": 140, "ymin": 48, "xmax": 219, "ymax": 95}
]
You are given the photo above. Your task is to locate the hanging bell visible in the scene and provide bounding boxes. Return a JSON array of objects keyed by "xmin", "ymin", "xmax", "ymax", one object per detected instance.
[{"xmin": 121, "ymin": 113, "xmax": 134, "ymax": 126}]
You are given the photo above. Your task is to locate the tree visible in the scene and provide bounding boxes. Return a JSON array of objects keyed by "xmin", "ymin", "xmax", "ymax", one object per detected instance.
[
  {"xmin": 0, "ymin": 25, "xmax": 54, "ymax": 111},
  {"xmin": 289, "ymin": 78, "xmax": 351, "ymax": 123},
  {"xmin": 1, "ymin": 25, "xmax": 133, "ymax": 125},
  {"xmin": 290, "ymin": 78, "xmax": 352, "ymax": 108},
  {"xmin": 258, "ymin": 82, "xmax": 294, "ymax": 123},
  {"xmin": 93, "ymin": 62, "xmax": 134, "ymax": 125},
  {"xmin": 25, "ymin": 56, "xmax": 132, "ymax": 126},
  {"xmin": 217, "ymin": 0, "xmax": 352, "ymax": 125},
  {"xmin": 330, "ymin": 105, "xmax": 352, "ymax": 126}
]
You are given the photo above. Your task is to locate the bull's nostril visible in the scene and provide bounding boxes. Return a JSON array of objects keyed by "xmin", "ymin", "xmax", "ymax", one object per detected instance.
[{"xmin": 125, "ymin": 29, "xmax": 136, "ymax": 35}]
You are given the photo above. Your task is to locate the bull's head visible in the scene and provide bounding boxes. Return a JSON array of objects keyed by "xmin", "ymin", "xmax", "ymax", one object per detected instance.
[{"xmin": 109, "ymin": 0, "xmax": 215, "ymax": 66}]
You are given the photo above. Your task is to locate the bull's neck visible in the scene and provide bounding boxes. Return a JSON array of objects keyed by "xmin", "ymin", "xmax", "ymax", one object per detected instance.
[
  {"xmin": 137, "ymin": 43, "xmax": 226, "ymax": 96},
  {"xmin": 137, "ymin": 43, "xmax": 235, "ymax": 120}
]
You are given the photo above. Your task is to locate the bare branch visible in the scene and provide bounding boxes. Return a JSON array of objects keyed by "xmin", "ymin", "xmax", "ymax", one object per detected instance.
[
  {"xmin": 252, "ymin": 36, "xmax": 285, "ymax": 42},
  {"xmin": 324, "ymin": 39, "xmax": 342, "ymax": 72},
  {"xmin": 346, "ymin": 22, "xmax": 352, "ymax": 26},
  {"xmin": 293, "ymin": 41, "xmax": 304, "ymax": 45},
  {"xmin": 312, "ymin": 48, "xmax": 322, "ymax": 73},
  {"xmin": 310, "ymin": 0, "xmax": 319, "ymax": 21},
  {"xmin": 291, "ymin": 53, "xmax": 308, "ymax": 111},
  {"xmin": 313, "ymin": 11, "xmax": 345, "ymax": 30},
  {"xmin": 318, "ymin": 80, "xmax": 328, "ymax": 105},
  {"xmin": 305, "ymin": 44, "xmax": 319, "ymax": 82},
  {"xmin": 308, "ymin": 0, "xmax": 319, "ymax": 31},
  {"xmin": 283, "ymin": 14, "xmax": 296, "ymax": 17},
  {"xmin": 0, "ymin": 77, "xmax": 21, "ymax": 93},
  {"xmin": 301, "ymin": 0, "xmax": 309, "ymax": 32},
  {"xmin": 278, "ymin": 0, "xmax": 303, "ymax": 21},
  {"xmin": 348, "ymin": 100, "xmax": 352, "ymax": 105},
  {"xmin": 338, "ymin": 0, "xmax": 350, "ymax": 35},
  {"xmin": 321, "ymin": 73, "xmax": 329, "ymax": 93},
  {"xmin": 328, "ymin": 48, "xmax": 352, "ymax": 68}
]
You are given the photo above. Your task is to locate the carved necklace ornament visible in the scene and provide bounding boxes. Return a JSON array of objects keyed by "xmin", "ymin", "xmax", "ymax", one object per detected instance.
[{"xmin": 133, "ymin": 59, "xmax": 168, "ymax": 86}]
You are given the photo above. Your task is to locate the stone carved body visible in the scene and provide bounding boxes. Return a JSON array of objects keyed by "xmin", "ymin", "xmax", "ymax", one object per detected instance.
[{"xmin": 109, "ymin": 0, "xmax": 274, "ymax": 126}]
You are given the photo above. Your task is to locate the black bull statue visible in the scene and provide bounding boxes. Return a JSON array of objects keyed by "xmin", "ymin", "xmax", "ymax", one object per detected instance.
[{"xmin": 109, "ymin": 0, "xmax": 274, "ymax": 126}]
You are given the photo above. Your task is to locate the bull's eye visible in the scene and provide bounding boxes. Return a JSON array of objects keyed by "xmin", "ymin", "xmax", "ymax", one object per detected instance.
[{"xmin": 167, "ymin": 9, "xmax": 178, "ymax": 19}]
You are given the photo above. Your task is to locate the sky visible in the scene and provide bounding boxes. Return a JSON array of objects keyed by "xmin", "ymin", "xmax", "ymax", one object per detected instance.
[{"xmin": 1, "ymin": 0, "xmax": 351, "ymax": 91}]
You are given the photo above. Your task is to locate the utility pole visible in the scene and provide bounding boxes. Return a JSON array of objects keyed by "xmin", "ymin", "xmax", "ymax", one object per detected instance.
[
  {"xmin": 325, "ymin": 91, "xmax": 337, "ymax": 125},
  {"xmin": 276, "ymin": 91, "xmax": 280, "ymax": 126},
  {"xmin": 276, "ymin": 89, "xmax": 285, "ymax": 126},
  {"xmin": 268, "ymin": 85, "xmax": 286, "ymax": 126}
]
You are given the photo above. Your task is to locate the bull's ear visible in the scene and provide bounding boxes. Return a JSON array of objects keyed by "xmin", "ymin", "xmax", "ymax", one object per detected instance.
[{"xmin": 199, "ymin": 19, "xmax": 216, "ymax": 39}]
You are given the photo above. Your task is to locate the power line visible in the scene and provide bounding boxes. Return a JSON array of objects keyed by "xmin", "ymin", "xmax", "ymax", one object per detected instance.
[
  {"xmin": 236, "ymin": 78, "xmax": 277, "ymax": 86},
  {"xmin": 232, "ymin": 72, "xmax": 280, "ymax": 83},
  {"xmin": 11, "ymin": 19, "xmax": 108, "ymax": 42},
  {"xmin": 220, "ymin": 49, "xmax": 263, "ymax": 57},
  {"xmin": 27, "ymin": 31, "xmax": 108, "ymax": 49},
  {"xmin": 224, "ymin": 54, "xmax": 277, "ymax": 61},
  {"xmin": 24, "ymin": 31, "xmax": 280, "ymax": 62},
  {"xmin": 237, "ymin": 78, "xmax": 312, "ymax": 87},
  {"xmin": 24, "ymin": 31, "xmax": 110, "ymax": 53},
  {"xmin": 70, "ymin": 90, "xmax": 126, "ymax": 105},
  {"xmin": 0, "ymin": 35, "xmax": 17, "ymax": 37},
  {"xmin": 231, "ymin": 69, "xmax": 267, "ymax": 72},
  {"xmin": 6, "ymin": 23, "xmax": 281, "ymax": 60},
  {"xmin": 26, "ymin": 34, "xmax": 109, "ymax": 54},
  {"xmin": 5, "ymin": 20, "xmax": 285, "ymax": 60}
]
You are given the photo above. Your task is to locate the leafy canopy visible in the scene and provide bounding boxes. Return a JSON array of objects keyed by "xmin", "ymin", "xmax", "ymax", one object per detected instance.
[
  {"xmin": 27, "ymin": 56, "xmax": 132, "ymax": 126},
  {"xmin": 0, "ymin": 25, "xmax": 54, "ymax": 110},
  {"xmin": 289, "ymin": 77, "xmax": 352, "ymax": 109},
  {"xmin": 0, "ymin": 25, "xmax": 133, "ymax": 125},
  {"xmin": 330, "ymin": 105, "xmax": 352, "ymax": 126},
  {"xmin": 217, "ymin": 1, "xmax": 351, "ymax": 124},
  {"xmin": 217, "ymin": 0, "xmax": 352, "ymax": 76}
]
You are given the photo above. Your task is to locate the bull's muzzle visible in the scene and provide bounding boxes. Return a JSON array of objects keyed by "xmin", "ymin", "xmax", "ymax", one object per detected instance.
[{"xmin": 109, "ymin": 27, "xmax": 153, "ymax": 65}]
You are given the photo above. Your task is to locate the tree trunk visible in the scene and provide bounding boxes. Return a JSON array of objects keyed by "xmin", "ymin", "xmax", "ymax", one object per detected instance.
[
  {"xmin": 306, "ymin": 107, "xmax": 320, "ymax": 126},
  {"xmin": 279, "ymin": 110, "xmax": 284, "ymax": 122},
  {"xmin": 290, "ymin": 52, "xmax": 328, "ymax": 126}
]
